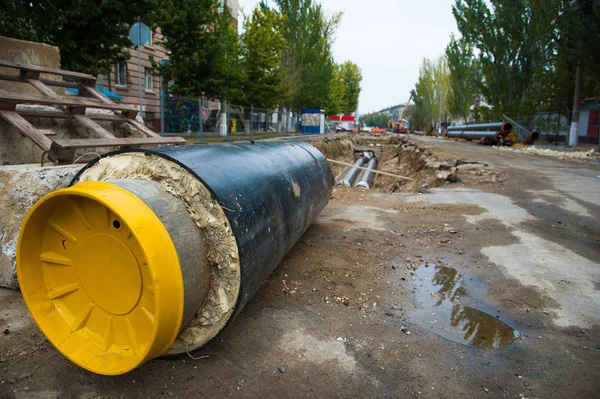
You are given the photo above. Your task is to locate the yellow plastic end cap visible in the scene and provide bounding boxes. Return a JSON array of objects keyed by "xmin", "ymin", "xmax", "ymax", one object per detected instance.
[{"xmin": 17, "ymin": 181, "xmax": 184, "ymax": 375}]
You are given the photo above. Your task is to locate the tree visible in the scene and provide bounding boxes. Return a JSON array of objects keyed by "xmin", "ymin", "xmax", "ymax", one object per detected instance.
[
  {"xmin": 560, "ymin": 0, "xmax": 600, "ymax": 102},
  {"xmin": 452, "ymin": 0, "xmax": 563, "ymax": 113},
  {"xmin": 409, "ymin": 57, "xmax": 451, "ymax": 132},
  {"xmin": 275, "ymin": 0, "xmax": 340, "ymax": 110},
  {"xmin": 151, "ymin": 0, "xmax": 241, "ymax": 100},
  {"xmin": 340, "ymin": 61, "xmax": 362, "ymax": 114},
  {"xmin": 327, "ymin": 63, "xmax": 346, "ymax": 115},
  {"xmin": 360, "ymin": 113, "xmax": 388, "ymax": 128},
  {"xmin": 236, "ymin": 2, "xmax": 286, "ymax": 109},
  {"xmin": 445, "ymin": 35, "xmax": 480, "ymax": 122},
  {"xmin": 0, "ymin": 0, "xmax": 157, "ymax": 76}
]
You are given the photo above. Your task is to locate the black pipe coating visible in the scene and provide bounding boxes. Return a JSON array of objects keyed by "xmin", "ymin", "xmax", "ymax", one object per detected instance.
[{"xmin": 72, "ymin": 141, "xmax": 333, "ymax": 326}]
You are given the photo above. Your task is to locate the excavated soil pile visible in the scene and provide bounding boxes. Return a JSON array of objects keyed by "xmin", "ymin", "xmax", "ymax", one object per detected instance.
[{"xmin": 312, "ymin": 134, "xmax": 497, "ymax": 193}]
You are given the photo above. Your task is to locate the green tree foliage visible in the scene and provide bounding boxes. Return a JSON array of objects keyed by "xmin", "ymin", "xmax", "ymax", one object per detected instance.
[
  {"xmin": 235, "ymin": 2, "xmax": 286, "ymax": 109},
  {"xmin": 340, "ymin": 61, "xmax": 362, "ymax": 114},
  {"xmin": 360, "ymin": 113, "xmax": 388, "ymax": 128},
  {"xmin": 327, "ymin": 63, "xmax": 347, "ymax": 115},
  {"xmin": 326, "ymin": 61, "xmax": 362, "ymax": 115},
  {"xmin": 410, "ymin": 57, "xmax": 451, "ymax": 131},
  {"xmin": 0, "ymin": 0, "xmax": 156, "ymax": 76},
  {"xmin": 152, "ymin": 0, "xmax": 241, "ymax": 99},
  {"xmin": 275, "ymin": 0, "xmax": 341, "ymax": 110},
  {"xmin": 452, "ymin": 0, "xmax": 563, "ymax": 113},
  {"xmin": 561, "ymin": 0, "xmax": 600, "ymax": 100},
  {"xmin": 1, "ymin": 0, "xmax": 361, "ymax": 111},
  {"xmin": 445, "ymin": 35, "xmax": 480, "ymax": 121}
]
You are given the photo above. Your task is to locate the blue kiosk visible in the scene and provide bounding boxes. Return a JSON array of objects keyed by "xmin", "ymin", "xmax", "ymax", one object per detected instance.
[{"xmin": 301, "ymin": 109, "xmax": 325, "ymax": 135}]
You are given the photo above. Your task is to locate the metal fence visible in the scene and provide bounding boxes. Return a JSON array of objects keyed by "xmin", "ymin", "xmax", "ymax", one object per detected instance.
[
  {"xmin": 90, "ymin": 79, "xmax": 305, "ymax": 139},
  {"xmin": 82, "ymin": 79, "xmax": 353, "ymax": 138},
  {"xmin": 160, "ymin": 95, "xmax": 302, "ymax": 139},
  {"xmin": 507, "ymin": 111, "xmax": 572, "ymax": 142}
]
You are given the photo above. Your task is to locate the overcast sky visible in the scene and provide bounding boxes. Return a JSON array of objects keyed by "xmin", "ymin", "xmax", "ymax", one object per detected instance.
[{"xmin": 237, "ymin": 0, "xmax": 460, "ymax": 114}]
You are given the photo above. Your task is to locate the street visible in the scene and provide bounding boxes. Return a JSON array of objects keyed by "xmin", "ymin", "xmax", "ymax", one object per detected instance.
[{"xmin": 1, "ymin": 136, "xmax": 600, "ymax": 398}]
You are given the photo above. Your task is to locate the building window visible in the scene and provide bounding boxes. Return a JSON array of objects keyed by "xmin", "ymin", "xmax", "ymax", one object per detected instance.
[
  {"xmin": 145, "ymin": 68, "xmax": 153, "ymax": 91},
  {"xmin": 115, "ymin": 63, "xmax": 126, "ymax": 87},
  {"xmin": 147, "ymin": 30, "xmax": 153, "ymax": 47}
]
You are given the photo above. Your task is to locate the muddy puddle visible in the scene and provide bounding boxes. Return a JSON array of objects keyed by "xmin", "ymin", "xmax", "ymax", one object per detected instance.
[{"xmin": 410, "ymin": 263, "xmax": 520, "ymax": 349}]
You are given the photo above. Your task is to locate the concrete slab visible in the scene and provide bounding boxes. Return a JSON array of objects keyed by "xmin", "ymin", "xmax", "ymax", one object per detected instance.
[{"xmin": 0, "ymin": 164, "xmax": 79, "ymax": 288}]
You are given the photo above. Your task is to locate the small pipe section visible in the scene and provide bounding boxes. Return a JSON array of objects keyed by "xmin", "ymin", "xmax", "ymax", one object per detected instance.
[
  {"xmin": 355, "ymin": 158, "xmax": 378, "ymax": 189},
  {"xmin": 337, "ymin": 157, "xmax": 367, "ymax": 187}
]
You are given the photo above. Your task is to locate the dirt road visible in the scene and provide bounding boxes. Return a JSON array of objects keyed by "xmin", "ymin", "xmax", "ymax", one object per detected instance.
[{"xmin": 1, "ymin": 136, "xmax": 599, "ymax": 398}]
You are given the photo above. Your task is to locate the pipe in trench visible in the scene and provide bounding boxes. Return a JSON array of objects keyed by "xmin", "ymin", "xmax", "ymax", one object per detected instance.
[
  {"xmin": 336, "ymin": 156, "xmax": 366, "ymax": 187},
  {"xmin": 354, "ymin": 158, "xmax": 378, "ymax": 189},
  {"xmin": 16, "ymin": 141, "xmax": 332, "ymax": 375}
]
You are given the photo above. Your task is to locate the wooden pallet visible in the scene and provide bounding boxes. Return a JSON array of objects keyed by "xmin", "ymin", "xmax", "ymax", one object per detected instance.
[{"xmin": 0, "ymin": 60, "xmax": 185, "ymax": 162}]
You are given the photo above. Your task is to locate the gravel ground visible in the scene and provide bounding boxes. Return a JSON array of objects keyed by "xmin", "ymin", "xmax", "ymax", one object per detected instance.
[{"xmin": 1, "ymin": 135, "xmax": 599, "ymax": 399}]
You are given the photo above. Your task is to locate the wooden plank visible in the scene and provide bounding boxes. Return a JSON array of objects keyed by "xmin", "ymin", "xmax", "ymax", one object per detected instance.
[
  {"xmin": 72, "ymin": 115, "xmax": 116, "ymax": 139},
  {"xmin": 15, "ymin": 108, "xmax": 123, "ymax": 121},
  {"xmin": 82, "ymin": 85, "xmax": 160, "ymax": 138},
  {"xmin": 16, "ymin": 108, "xmax": 123, "ymax": 121},
  {"xmin": 23, "ymin": 78, "xmax": 60, "ymax": 98},
  {"xmin": 53, "ymin": 137, "xmax": 187, "ymax": 149},
  {"xmin": 0, "ymin": 73, "xmax": 81, "ymax": 89},
  {"xmin": 0, "ymin": 110, "xmax": 52, "ymax": 151},
  {"xmin": 0, "ymin": 60, "xmax": 96, "ymax": 84},
  {"xmin": 17, "ymin": 81, "xmax": 126, "ymax": 140},
  {"xmin": 327, "ymin": 159, "xmax": 415, "ymax": 182},
  {"xmin": 126, "ymin": 118, "xmax": 160, "ymax": 138},
  {"xmin": 39, "ymin": 129, "xmax": 56, "ymax": 136},
  {"xmin": 80, "ymin": 85, "xmax": 112, "ymax": 103},
  {"xmin": 0, "ymin": 89, "xmax": 138, "ymax": 114}
]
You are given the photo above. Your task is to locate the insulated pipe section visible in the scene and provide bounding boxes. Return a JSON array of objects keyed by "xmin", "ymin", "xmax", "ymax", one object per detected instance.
[
  {"xmin": 446, "ymin": 130, "xmax": 499, "ymax": 140},
  {"xmin": 337, "ymin": 157, "xmax": 367, "ymax": 187},
  {"xmin": 355, "ymin": 158, "xmax": 378, "ymax": 189},
  {"xmin": 447, "ymin": 122, "xmax": 503, "ymax": 132},
  {"xmin": 17, "ymin": 141, "xmax": 333, "ymax": 375}
]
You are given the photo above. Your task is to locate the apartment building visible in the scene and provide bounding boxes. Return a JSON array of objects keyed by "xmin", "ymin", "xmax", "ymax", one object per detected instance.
[{"xmin": 101, "ymin": 1, "xmax": 238, "ymax": 131}]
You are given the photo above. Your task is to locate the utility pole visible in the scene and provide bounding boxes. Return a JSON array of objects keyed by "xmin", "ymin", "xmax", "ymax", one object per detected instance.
[
  {"xmin": 569, "ymin": 0, "xmax": 582, "ymax": 147},
  {"xmin": 569, "ymin": 64, "xmax": 582, "ymax": 147}
]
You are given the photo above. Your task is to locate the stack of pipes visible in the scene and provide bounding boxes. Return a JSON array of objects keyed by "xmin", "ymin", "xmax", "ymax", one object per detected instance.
[{"xmin": 446, "ymin": 121, "xmax": 519, "ymax": 146}]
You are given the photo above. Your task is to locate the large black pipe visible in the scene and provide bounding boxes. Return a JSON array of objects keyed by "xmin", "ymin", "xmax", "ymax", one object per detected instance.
[
  {"xmin": 72, "ymin": 141, "xmax": 332, "ymax": 323},
  {"xmin": 446, "ymin": 130, "xmax": 499, "ymax": 140},
  {"xmin": 18, "ymin": 141, "xmax": 333, "ymax": 375},
  {"xmin": 447, "ymin": 122, "xmax": 503, "ymax": 132}
]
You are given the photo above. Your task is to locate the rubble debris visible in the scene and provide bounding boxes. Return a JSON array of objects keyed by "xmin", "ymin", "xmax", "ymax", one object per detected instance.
[
  {"xmin": 495, "ymin": 145, "xmax": 600, "ymax": 167},
  {"xmin": 313, "ymin": 135, "xmax": 483, "ymax": 194}
]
